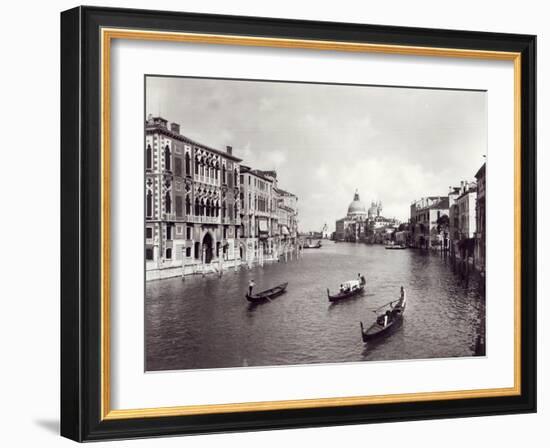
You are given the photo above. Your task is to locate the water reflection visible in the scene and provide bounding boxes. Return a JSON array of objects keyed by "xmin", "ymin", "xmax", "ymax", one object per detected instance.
[{"xmin": 146, "ymin": 241, "xmax": 485, "ymax": 371}]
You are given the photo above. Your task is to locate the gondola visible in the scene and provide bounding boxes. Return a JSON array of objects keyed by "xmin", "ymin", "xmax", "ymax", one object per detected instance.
[
  {"xmin": 303, "ymin": 240, "xmax": 322, "ymax": 249},
  {"xmin": 327, "ymin": 278, "xmax": 365, "ymax": 302},
  {"xmin": 385, "ymin": 244, "xmax": 407, "ymax": 250},
  {"xmin": 360, "ymin": 291, "xmax": 407, "ymax": 342},
  {"xmin": 246, "ymin": 282, "xmax": 288, "ymax": 303}
]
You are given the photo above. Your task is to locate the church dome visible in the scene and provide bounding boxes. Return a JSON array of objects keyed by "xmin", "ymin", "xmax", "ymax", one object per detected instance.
[{"xmin": 347, "ymin": 191, "xmax": 367, "ymax": 217}]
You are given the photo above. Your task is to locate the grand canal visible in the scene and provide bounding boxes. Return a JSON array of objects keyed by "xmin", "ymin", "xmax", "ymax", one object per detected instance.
[{"xmin": 145, "ymin": 241, "xmax": 485, "ymax": 371}]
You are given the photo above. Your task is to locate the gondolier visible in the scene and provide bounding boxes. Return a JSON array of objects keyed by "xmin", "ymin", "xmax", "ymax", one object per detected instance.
[
  {"xmin": 360, "ymin": 286, "xmax": 408, "ymax": 341},
  {"xmin": 246, "ymin": 282, "xmax": 288, "ymax": 303},
  {"xmin": 248, "ymin": 279, "xmax": 255, "ymax": 296}
]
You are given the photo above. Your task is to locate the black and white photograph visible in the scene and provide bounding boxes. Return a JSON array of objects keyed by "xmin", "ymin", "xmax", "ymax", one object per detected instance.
[{"xmin": 144, "ymin": 76, "xmax": 487, "ymax": 372}]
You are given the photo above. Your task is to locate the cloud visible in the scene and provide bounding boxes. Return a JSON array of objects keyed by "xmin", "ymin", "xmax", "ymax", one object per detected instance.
[{"xmin": 146, "ymin": 76, "xmax": 486, "ymax": 232}]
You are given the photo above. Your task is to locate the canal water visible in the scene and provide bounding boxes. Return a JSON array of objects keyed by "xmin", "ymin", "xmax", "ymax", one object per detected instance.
[{"xmin": 145, "ymin": 241, "xmax": 485, "ymax": 371}]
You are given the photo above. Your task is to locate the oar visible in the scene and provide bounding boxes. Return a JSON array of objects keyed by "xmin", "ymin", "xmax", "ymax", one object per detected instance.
[{"xmin": 368, "ymin": 300, "xmax": 397, "ymax": 313}]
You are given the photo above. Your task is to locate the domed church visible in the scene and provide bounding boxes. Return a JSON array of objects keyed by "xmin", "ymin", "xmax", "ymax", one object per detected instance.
[
  {"xmin": 335, "ymin": 190, "xmax": 369, "ymax": 242},
  {"xmin": 347, "ymin": 191, "xmax": 368, "ymax": 218}
]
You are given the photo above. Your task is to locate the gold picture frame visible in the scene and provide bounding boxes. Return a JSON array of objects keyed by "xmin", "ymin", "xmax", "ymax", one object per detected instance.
[{"xmin": 61, "ymin": 6, "xmax": 536, "ymax": 441}]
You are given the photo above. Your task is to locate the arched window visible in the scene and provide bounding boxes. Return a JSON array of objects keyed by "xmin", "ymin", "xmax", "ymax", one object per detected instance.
[
  {"xmin": 194, "ymin": 198, "xmax": 199, "ymax": 216},
  {"xmin": 185, "ymin": 153, "xmax": 190, "ymax": 175},
  {"xmin": 206, "ymin": 199, "xmax": 211, "ymax": 217},
  {"xmin": 194, "ymin": 156, "xmax": 199, "ymax": 175},
  {"xmin": 222, "ymin": 165, "xmax": 226, "ymax": 184},
  {"xmin": 222, "ymin": 201, "xmax": 226, "ymax": 218},
  {"xmin": 164, "ymin": 145, "xmax": 171, "ymax": 171},
  {"xmin": 185, "ymin": 196, "xmax": 191, "ymax": 215},
  {"xmin": 165, "ymin": 192, "xmax": 171, "ymax": 214},
  {"xmin": 146, "ymin": 144, "xmax": 152, "ymax": 169},
  {"xmin": 146, "ymin": 190, "xmax": 152, "ymax": 217}
]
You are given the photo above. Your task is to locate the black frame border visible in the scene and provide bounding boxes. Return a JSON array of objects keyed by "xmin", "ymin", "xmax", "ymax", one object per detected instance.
[{"xmin": 61, "ymin": 6, "xmax": 536, "ymax": 442}]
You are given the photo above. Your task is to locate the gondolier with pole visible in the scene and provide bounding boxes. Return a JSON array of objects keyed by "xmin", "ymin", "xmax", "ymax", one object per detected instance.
[{"xmin": 248, "ymin": 279, "xmax": 255, "ymax": 296}]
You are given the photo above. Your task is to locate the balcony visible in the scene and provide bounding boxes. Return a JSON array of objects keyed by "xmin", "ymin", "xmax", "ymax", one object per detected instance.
[
  {"xmin": 187, "ymin": 215, "xmax": 220, "ymax": 225},
  {"xmin": 162, "ymin": 213, "xmax": 176, "ymax": 221}
]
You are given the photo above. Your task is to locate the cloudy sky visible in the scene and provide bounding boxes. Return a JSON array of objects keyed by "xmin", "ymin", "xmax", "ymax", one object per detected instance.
[{"xmin": 146, "ymin": 76, "xmax": 486, "ymax": 232}]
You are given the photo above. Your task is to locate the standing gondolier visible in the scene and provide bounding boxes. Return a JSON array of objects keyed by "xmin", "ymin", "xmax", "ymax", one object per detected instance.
[{"xmin": 248, "ymin": 279, "xmax": 255, "ymax": 296}]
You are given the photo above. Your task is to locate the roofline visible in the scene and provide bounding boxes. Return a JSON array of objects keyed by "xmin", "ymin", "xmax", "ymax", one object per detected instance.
[
  {"xmin": 475, "ymin": 162, "xmax": 486, "ymax": 179},
  {"xmin": 146, "ymin": 123, "xmax": 242, "ymax": 162},
  {"xmin": 274, "ymin": 187, "xmax": 297, "ymax": 197},
  {"xmin": 457, "ymin": 189, "xmax": 477, "ymax": 201}
]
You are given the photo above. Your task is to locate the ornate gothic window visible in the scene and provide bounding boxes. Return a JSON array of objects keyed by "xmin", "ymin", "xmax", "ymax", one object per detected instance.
[
  {"xmin": 146, "ymin": 190, "xmax": 152, "ymax": 217},
  {"xmin": 146, "ymin": 144, "xmax": 152, "ymax": 169},
  {"xmin": 164, "ymin": 145, "xmax": 171, "ymax": 171},
  {"xmin": 185, "ymin": 152, "xmax": 190, "ymax": 175},
  {"xmin": 165, "ymin": 191, "xmax": 171, "ymax": 214}
]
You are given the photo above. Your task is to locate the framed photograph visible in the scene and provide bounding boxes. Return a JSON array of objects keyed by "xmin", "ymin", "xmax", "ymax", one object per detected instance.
[{"xmin": 61, "ymin": 6, "xmax": 536, "ymax": 441}]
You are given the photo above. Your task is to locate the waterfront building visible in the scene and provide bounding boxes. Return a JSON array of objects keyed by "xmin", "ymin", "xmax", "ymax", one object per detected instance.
[
  {"xmin": 454, "ymin": 180, "xmax": 478, "ymax": 267},
  {"xmin": 368, "ymin": 201, "xmax": 383, "ymax": 219},
  {"xmin": 474, "ymin": 163, "xmax": 486, "ymax": 272},
  {"xmin": 335, "ymin": 191, "xmax": 368, "ymax": 242},
  {"xmin": 409, "ymin": 196, "xmax": 449, "ymax": 249},
  {"xmin": 275, "ymin": 187, "xmax": 299, "ymax": 256},
  {"xmin": 239, "ymin": 167, "xmax": 299, "ymax": 264},
  {"xmin": 457, "ymin": 181, "xmax": 477, "ymax": 239},
  {"xmin": 239, "ymin": 165, "xmax": 276, "ymax": 264},
  {"xmin": 335, "ymin": 192, "xmax": 398, "ymax": 243},
  {"xmin": 145, "ymin": 115, "xmax": 242, "ymax": 280},
  {"xmin": 394, "ymin": 226, "xmax": 411, "ymax": 246},
  {"xmin": 448, "ymin": 186, "xmax": 462, "ymax": 258}
]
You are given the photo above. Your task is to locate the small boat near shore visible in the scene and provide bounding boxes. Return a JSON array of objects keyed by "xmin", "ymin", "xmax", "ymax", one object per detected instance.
[
  {"xmin": 385, "ymin": 243, "xmax": 407, "ymax": 250},
  {"xmin": 303, "ymin": 238, "xmax": 322, "ymax": 249},
  {"xmin": 246, "ymin": 282, "xmax": 288, "ymax": 303},
  {"xmin": 327, "ymin": 278, "xmax": 366, "ymax": 302},
  {"xmin": 360, "ymin": 288, "xmax": 407, "ymax": 341}
]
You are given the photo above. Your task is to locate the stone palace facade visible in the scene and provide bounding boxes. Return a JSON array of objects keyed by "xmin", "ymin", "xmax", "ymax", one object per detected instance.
[{"xmin": 145, "ymin": 116, "xmax": 298, "ymax": 280}]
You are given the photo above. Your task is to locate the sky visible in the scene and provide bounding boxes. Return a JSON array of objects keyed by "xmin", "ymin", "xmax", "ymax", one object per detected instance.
[{"xmin": 146, "ymin": 76, "xmax": 487, "ymax": 232}]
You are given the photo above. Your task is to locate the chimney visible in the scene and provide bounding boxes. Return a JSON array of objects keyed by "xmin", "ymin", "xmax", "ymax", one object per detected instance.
[
  {"xmin": 226, "ymin": 145, "xmax": 233, "ymax": 155},
  {"xmin": 170, "ymin": 123, "xmax": 180, "ymax": 134},
  {"xmin": 153, "ymin": 117, "xmax": 168, "ymax": 128}
]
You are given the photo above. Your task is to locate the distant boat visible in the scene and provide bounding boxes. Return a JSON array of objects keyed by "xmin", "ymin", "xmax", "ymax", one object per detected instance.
[
  {"xmin": 303, "ymin": 239, "xmax": 322, "ymax": 249},
  {"xmin": 327, "ymin": 278, "xmax": 366, "ymax": 302},
  {"xmin": 246, "ymin": 282, "xmax": 288, "ymax": 303},
  {"xmin": 385, "ymin": 243, "xmax": 407, "ymax": 250},
  {"xmin": 360, "ymin": 290, "xmax": 407, "ymax": 341}
]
